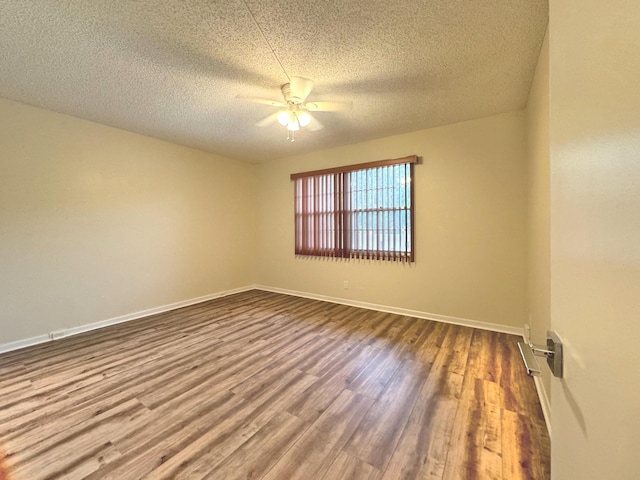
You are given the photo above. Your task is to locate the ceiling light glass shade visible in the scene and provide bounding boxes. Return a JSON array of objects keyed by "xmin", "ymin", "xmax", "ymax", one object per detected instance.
[
  {"xmin": 287, "ymin": 115, "xmax": 300, "ymax": 131},
  {"xmin": 298, "ymin": 111, "xmax": 311, "ymax": 127},
  {"xmin": 277, "ymin": 110, "xmax": 290, "ymax": 126}
]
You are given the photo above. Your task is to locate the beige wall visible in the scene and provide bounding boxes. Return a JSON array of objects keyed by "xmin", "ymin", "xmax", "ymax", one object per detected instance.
[
  {"xmin": 0, "ymin": 98, "xmax": 256, "ymax": 346},
  {"xmin": 525, "ymin": 29, "xmax": 551, "ymax": 403},
  {"xmin": 549, "ymin": 0, "xmax": 640, "ymax": 478},
  {"xmin": 255, "ymin": 111, "xmax": 528, "ymax": 328}
]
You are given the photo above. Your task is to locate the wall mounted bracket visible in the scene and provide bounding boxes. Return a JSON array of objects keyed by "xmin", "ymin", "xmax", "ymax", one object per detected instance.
[{"xmin": 518, "ymin": 331, "xmax": 563, "ymax": 378}]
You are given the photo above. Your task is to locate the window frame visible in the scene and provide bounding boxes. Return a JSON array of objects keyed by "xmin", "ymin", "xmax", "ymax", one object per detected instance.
[{"xmin": 291, "ymin": 155, "xmax": 417, "ymax": 262}]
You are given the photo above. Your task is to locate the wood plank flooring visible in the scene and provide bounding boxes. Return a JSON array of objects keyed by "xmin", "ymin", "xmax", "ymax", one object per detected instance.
[{"xmin": 0, "ymin": 290, "xmax": 550, "ymax": 479}]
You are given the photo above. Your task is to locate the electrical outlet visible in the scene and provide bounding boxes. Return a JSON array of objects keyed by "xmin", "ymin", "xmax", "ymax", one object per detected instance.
[
  {"xmin": 343, "ymin": 280, "xmax": 349, "ymax": 290},
  {"xmin": 49, "ymin": 330, "xmax": 67, "ymax": 340}
]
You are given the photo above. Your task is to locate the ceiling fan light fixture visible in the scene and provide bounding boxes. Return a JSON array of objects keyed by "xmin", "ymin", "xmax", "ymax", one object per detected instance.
[
  {"xmin": 277, "ymin": 110, "xmax": 290, "ymax": 126},
  {"xmin": 287, "ymin": 113, "xmax": 300, "ymax": 131},
  {"xmin": 298, "ymin": 111, "xmax": 311, "ymax": 127},
  {"xmin": 241, "ymin": 76, "xmax": 346, "ymax": 139}
]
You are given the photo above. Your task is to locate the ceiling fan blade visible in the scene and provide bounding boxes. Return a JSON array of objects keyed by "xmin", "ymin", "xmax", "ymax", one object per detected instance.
[
  {"xmin": 289, "ymin": 77, "xmax": 314, "ymax": 103},
  {"xmin": 236, "ymin": 95, "xmax": 286, "ymax": 107},
  {"xmin": 307, "ymin": 113, "xmax": 324, "ymax": 131},
  {"xmin": 256, "ymin": 112, "xmax": 280, "ymax": 127},
  {"xmin": 305, "ymin": 100, "xmax": 353, "ymax": 112}
]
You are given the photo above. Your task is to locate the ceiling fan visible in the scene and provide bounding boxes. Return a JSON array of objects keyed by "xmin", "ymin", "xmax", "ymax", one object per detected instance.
[{"xmin": 238, "ymin": 77, "xmax": 352, "ymax": 141}]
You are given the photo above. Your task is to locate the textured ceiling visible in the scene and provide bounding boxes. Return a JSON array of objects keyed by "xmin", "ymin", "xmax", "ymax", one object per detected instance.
[{"xmin": 0, "ymin": 1, "xmax": 548, "ymax": 163}]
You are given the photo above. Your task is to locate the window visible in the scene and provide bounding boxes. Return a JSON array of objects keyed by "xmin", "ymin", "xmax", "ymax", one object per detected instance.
[{"xmin": 291, "ymin": 155, "xmax": 417, "ymax": 261}]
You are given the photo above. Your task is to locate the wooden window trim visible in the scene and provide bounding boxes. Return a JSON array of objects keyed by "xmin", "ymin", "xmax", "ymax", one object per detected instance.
[
  {"xmin": 292, "ymin": 156, "xmax": 417, "ymax": 262},
  {"xmin": 290, "ymin": 155, "xmax": 418, "ymax": 180}
]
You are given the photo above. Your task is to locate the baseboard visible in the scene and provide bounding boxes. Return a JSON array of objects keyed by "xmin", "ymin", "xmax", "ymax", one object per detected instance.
[
  {"xmin": 254, "ymin": 284, "xmax": 524, "ymax": 336},
  {"xmin": 533, "ymin": 375, "xmax": 552, "ymax": 436},
  {"xmin": 1, "ymin": 283, "xmax": 525, "ymax": 356},
  {"xmin": 520, "ymin": 330, "xmax": 552, "ymax": 436},
  {"xmin": 0, "ymin": 285, "xmax": 255, "ymax": 355},
  {"xmin": 0, "ymin": 334, "xmax": 52, "ymax": 355}
]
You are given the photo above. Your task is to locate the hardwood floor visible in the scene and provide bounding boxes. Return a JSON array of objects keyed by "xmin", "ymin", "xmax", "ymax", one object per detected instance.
[{"xmin": 0, "ymin": 290, "xmax": 550, "ymax": 479}]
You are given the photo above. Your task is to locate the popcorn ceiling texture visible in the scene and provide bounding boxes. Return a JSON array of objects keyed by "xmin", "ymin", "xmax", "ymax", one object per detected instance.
[{"xmin": 0, "ymin": 0, "xmax": 547, "ymax": 162}]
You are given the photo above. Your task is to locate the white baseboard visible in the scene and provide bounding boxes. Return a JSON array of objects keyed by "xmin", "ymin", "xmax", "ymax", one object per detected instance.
[
  {"xmin": 520, "ymin": 331, "xmax": 552, "ymax": 436},
  {"xmin": 1, "ymin": 283, "xmax": 525, "ymax": 359},
  {"xmin": 0, "ymin": 334, "xmax": 52, "ymax": 355},
  {"xmin": 254, "ymin": 284, "xmax": 524, "ymax": 336},
  {"xmin": 0, "ymin": 285, "xmax": 255, "ymax": 355},
  {"xmin": 533, "ymin": 375, "xmax": 552, "ymax": 436}
]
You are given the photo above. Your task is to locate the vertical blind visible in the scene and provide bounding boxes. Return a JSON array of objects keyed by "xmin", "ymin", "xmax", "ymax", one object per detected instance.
[{"xmin": 291, "ymin": 155, "xmax": 417, "ymax": 262}]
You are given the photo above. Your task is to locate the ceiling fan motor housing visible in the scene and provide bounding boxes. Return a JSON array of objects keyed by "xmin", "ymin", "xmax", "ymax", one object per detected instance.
[{"xmin": 281, "ymin": 83, "xmax": 302, "ymax": 104}]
